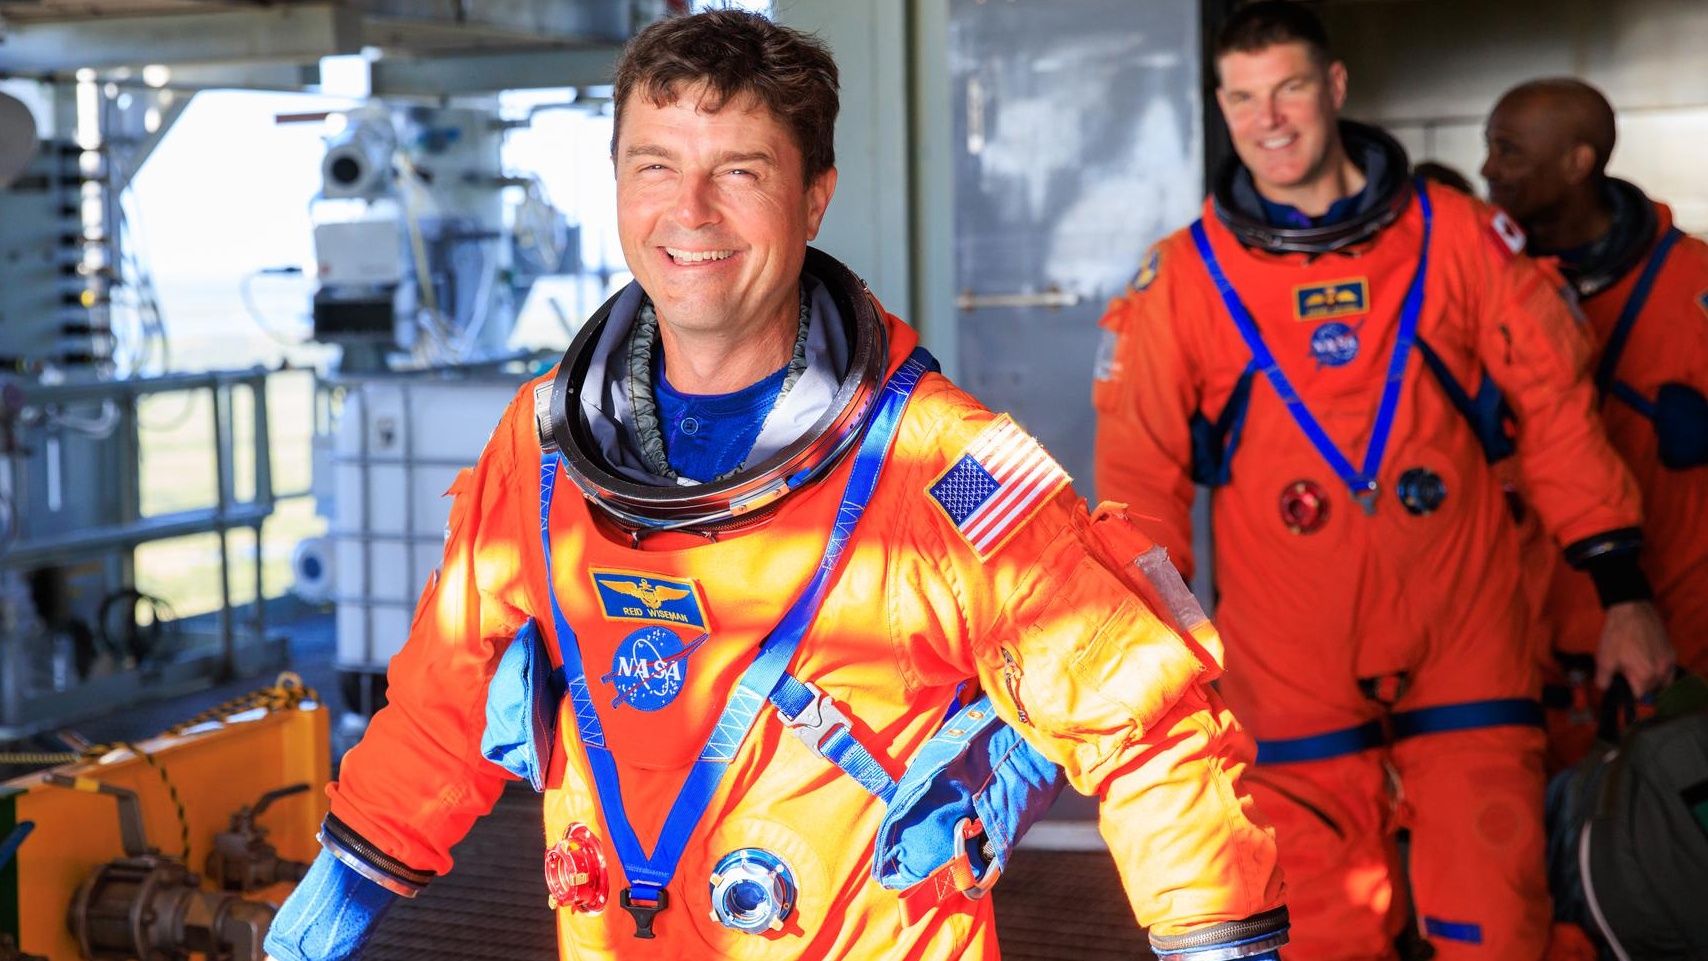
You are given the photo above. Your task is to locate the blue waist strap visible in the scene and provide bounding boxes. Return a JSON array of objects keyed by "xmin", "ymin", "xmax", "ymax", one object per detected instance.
[{"xmin": 1255, "ymin": 698, "xmax": 1544, "ymax": 764}]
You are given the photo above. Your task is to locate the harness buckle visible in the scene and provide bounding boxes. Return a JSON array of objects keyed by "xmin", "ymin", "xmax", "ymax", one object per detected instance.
[
  {"xmin": 782, "ymin": 681, "xmax": 854, "ymax": 760},
  {"xmin": 952, "ymin": 817, "xmax": 1001, "ymax": 900},
  {"xmin": 620, "ymin": 886, "xmax": 668, "ymax": 939},
  {"xmin": 1353, "ymin": 480, "xmax": 1380, "ymax": 515}
]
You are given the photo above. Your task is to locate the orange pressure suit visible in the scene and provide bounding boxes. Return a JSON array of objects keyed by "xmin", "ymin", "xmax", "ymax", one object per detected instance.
[
  {"xmin": 1093, "ymin": 125, "xmax": 1642, "ymax": 961},
  {"xmin": 1538, "ymin": 188, "xmax": 1708, "ymax": 704},
  {"xmin": 320, "ymin": 251, "xmax": 1285, "ymax": 960}
]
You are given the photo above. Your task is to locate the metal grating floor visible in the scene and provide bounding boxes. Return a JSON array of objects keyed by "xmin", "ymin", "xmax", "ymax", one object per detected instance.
[
  {"xmin": 364, "ymin": 784, "xmax": 1151, "ymax": 961},
  {"xmin": 43, "ymin": 612, "xmax": 1152, "ymax": 960}
]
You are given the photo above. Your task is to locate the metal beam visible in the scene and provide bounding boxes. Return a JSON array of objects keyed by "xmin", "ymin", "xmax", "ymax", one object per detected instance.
[
  {"xmin": 0, "ymin": 4, "xmax": 363, "ymax": 74},
  {"xmin": 370, "ymin": 45, "xmax": 621, "ymax": 96},
  {"xmin": 152, "ymin": 61, "xmax": 324, "ymax": 93},
  {"xmin": 353, "ymin": 0, "xmax": 629, "ymax": 45}
]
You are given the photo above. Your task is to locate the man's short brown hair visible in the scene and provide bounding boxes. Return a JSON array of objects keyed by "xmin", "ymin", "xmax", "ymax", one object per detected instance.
[
  {"xmin": 1214, "ymin": 0, "xmax": 1333, "ymax": 79},
  {"xmin": 612, "ymin": 10, "xmax": 840, "ymax": 184}
]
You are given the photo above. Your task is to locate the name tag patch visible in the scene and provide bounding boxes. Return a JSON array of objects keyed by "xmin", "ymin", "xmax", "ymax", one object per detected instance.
[
  {"xmin": 590, "ymin": 570, "xmax": 709, "ymax": 632},
  {"xmin": 1295, "ymin": 278, "xmax": 1369, "ymax": 322}
]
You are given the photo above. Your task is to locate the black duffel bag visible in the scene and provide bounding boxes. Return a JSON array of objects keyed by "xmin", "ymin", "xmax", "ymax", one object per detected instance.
[{"xmin": 1546, "ymin": 672, "xmax": 1708, "ymax": 960}]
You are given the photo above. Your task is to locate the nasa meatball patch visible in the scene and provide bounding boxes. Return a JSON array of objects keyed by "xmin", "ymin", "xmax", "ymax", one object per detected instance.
[
  {"xmin": 604, "ymin": 626, "xmax": 708, "ymax": 712},
  {"xmin": 1309, "ymin": 320, "xmax": 1363, "ymax": 367}
]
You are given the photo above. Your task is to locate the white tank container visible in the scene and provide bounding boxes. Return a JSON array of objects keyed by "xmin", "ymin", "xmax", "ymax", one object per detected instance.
[{"xmin": 328, "ymin": 372, "xmax": 531, "ymax": 675}]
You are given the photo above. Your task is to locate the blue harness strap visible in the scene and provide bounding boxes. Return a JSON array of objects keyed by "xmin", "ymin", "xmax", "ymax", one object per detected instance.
[
  {"xmin": 1596, "ymin": 226, "xmax": 1682, "ymax": 399},
  {"xmin": 770, "ymin": 673, "xmax": 898, "ymax": 802},
  {"xmin": 1254, "ymin": 720, "xmax": 1386, "ymax": 765},
  {"xmin": 1423, "ymin": 917, "xmax": 1484, "ymax": 945},
  {"xmin": 1189, "ymin": 362, "xmax": 1258, "ymax": 487},
  {"xmin": 1188, "ymin": 186, "xmax": 1434, "ymax": 512},
  {"xmin": 1413, "ymin": 337, "xmax": 1517, "ymax": 465},
  {"xmin": 537, "ymin": 349, "xmax": 930, "ymax": 932},
  {"xmin": 1255, "ymin": 697, "xmax": 1544, "ymax": 764},
  {"xmin": 1388, "ymin": 697, "xmax": 1543, "ymax": 740}
]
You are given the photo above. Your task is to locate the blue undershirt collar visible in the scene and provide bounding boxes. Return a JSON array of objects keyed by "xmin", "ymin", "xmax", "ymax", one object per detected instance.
[
  {"xmin": 652, "ymin": 358, "xmax": 790, "ymax": 483},
  {"xmin": 1259, "ymin": 191, "xmax": 1363, "ymax": 229}
]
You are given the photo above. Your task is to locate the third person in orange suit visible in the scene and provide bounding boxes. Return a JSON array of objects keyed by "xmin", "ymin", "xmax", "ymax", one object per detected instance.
[
  {"xmin": 1483, "ymin": 78, "xmax": 1707, "ymax": 766},
  {"xmin": 1093, "ymin": 3, "xmax": 1674, "ymax": 960}
]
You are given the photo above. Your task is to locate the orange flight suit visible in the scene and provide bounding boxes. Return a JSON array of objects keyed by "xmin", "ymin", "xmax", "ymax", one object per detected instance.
[
  {"xmin": 1094, "ymin": 182, "xmax": 1641, "ymax": 961},
  {"xmin": 328, "ymin": 303, "xmax": 1285, "ymax": 959},
  {"xmin": 1542, "ymin": 200, "xmax": 1708, "ymax": 680}
]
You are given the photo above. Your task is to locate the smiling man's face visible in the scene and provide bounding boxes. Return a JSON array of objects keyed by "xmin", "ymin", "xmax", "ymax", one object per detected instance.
[
  {"xmin": 614, "ymin": 83, "xmax": 836, "ymax": 342},
  {"xmin": 1217, "ymin": 41, "xmax": 1347, "ymax": 200}
]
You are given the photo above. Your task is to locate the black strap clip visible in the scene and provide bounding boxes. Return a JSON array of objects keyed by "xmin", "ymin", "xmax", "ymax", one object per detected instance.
[{"xmin": 621, "ymin": 887, "xmax": 668, "ymax": 939}]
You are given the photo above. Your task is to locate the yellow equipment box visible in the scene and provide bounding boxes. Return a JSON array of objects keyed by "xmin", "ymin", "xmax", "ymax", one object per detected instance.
[{"xmin": 0, "ymin": 679, "xmax": 328, "ymax": 960}]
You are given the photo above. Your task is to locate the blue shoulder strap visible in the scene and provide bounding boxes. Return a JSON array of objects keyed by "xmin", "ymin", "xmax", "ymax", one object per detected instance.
[
  {"xmin": 1413, "ymin": 337, "xmax": 1516, "ymax": 465},
  {"xmin": 1189, "ymin": 362, "xmax": 1258, "ymax": 487},
  {"xmin": 1189, "ymin": 186, "xmax": 1434, "ymax": 512},
  {"xmin": 1597, "ymin": 226, "xmax": 1683, "ymax": 400},
  {"xmin": 537, "ymin": 348, "xmax": 931, "ymax": 936}
]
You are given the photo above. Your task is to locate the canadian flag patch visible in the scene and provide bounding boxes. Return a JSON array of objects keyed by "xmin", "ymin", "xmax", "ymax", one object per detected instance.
[{"xmin": 1489, "ymin": 210, "xmax": 1527, "ymax": 258}]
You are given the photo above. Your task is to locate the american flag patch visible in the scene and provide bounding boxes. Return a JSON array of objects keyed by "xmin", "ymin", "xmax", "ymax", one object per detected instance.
[{"xmin": 927, "ymin": 416, "xmax": 1070, "ymax": 559}]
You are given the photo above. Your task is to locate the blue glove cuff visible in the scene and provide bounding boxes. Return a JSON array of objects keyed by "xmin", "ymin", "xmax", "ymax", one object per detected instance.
[{"xmin": 264, "ymin": 848, "xmax": 400, "ymax": 961}]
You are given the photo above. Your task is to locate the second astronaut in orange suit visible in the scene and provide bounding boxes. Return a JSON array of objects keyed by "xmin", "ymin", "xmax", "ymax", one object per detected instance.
[
  {"xmin": 1484, "ymin": 79, "xmax": 1708, "ymax": 756},
  {"xmin": 1093, "ymin": 4, "xmax": 1674, "ymax": 960}
]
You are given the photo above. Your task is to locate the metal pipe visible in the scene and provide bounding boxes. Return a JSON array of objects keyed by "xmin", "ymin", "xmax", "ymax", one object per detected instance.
[
  {"xmin": 250, "ymin": 380, "xmax": 273, "ymax": 659},
  {"xmin": 211, "ymin": 382, "xmax": 234, "ymax": 681},
  {"xmin": 955, "ymin": 288, "xmax": 1082, "ymax": 312}
]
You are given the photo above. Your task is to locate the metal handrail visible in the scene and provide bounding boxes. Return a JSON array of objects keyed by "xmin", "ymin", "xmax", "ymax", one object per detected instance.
[{"xmin": 0, "ymin": 367, "xmax": 278, "ymax": 683}]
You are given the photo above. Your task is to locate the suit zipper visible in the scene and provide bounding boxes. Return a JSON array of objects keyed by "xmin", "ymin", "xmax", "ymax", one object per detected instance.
[{"xmin": 1002, "ymin": 647, "xmax": 1031, "ymax": 725}]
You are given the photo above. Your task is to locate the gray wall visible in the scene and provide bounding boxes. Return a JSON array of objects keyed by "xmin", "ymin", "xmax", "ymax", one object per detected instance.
[
  {"xmin": 773, "ymin": 0, "xmax": 959, "ymax": 376},
  {"xmin": 1324, "ymin": 0, "xmax": 1708, "ymax": 233}
]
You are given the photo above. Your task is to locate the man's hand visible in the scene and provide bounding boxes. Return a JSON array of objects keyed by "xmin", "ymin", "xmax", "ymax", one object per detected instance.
[{"xmin": 1595, "ymin": 599, "xmax": 1675, "ymax": 696}]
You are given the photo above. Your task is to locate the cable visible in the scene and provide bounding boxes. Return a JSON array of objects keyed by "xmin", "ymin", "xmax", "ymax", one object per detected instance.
[
  {"xmin": 119, "ymin": 739, "xmax": 191, "ymax": 860},
  {"xmin": 453, "ymin": 240, "xmax": 497, "ymax": 359},
  {"xmin": 514, "ymin": 178, "xmax": 565, "ymax": 271},
  {"xmin": 97, "ymin": 587, "xmax": 174, "ymax": 664},
  {"xmin": 108, "ymin": 149, "xmax": 173, "ymax": 378},
  {"xmin": 240, "ymin": 267, "xmax": 312, "ymax": 347},
  {"xmin": 12, "ymin": 675, "xmax": 303, "ymax": 870},
  {"xmin": 132, "ymin": 386, "xmax": 199, "ymax": 433},
  {"xmin": 0, "ymin": 489, "xmax": 13, "ymax": 554},
  {"xmin": 37, "ymin": 399, "xmax": 121, "ymax": 439},
  {"xmin": 0, "ymin": 671, "xmax": 322, "ymax": 768},
  {"xmin": 393, "ymin": 153, "xmax": 441, "ymax": 318}
]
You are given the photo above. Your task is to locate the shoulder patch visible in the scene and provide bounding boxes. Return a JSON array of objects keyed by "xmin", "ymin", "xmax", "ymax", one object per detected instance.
[
  {"xmin": 1489, "ymin": 210, "xmax": 1527, "ymax": 259},
  {"xmin": 1129, "ymin": 246, "xmax": 1162, "ymax": 293},
  {"xmin": 1093, "ymin": 326, "xmax": 1120, "ymax": 382},
  {"xmin": 926, "ymin": 415, "xmax": 1070, "ymax": 560}
]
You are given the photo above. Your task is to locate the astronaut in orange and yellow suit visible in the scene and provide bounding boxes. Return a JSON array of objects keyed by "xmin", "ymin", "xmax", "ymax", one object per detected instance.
[
  {"xmin": 1093, "ymin": 4, "xmax": 1673, "ymax": 960},
  {"xmin": 1484, "ymin": 78, "xmax": 1708, "ymax": 768},
  {"xmin": 261, "ymin": 10, "xmax": 1290, "ymax": 961}
]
